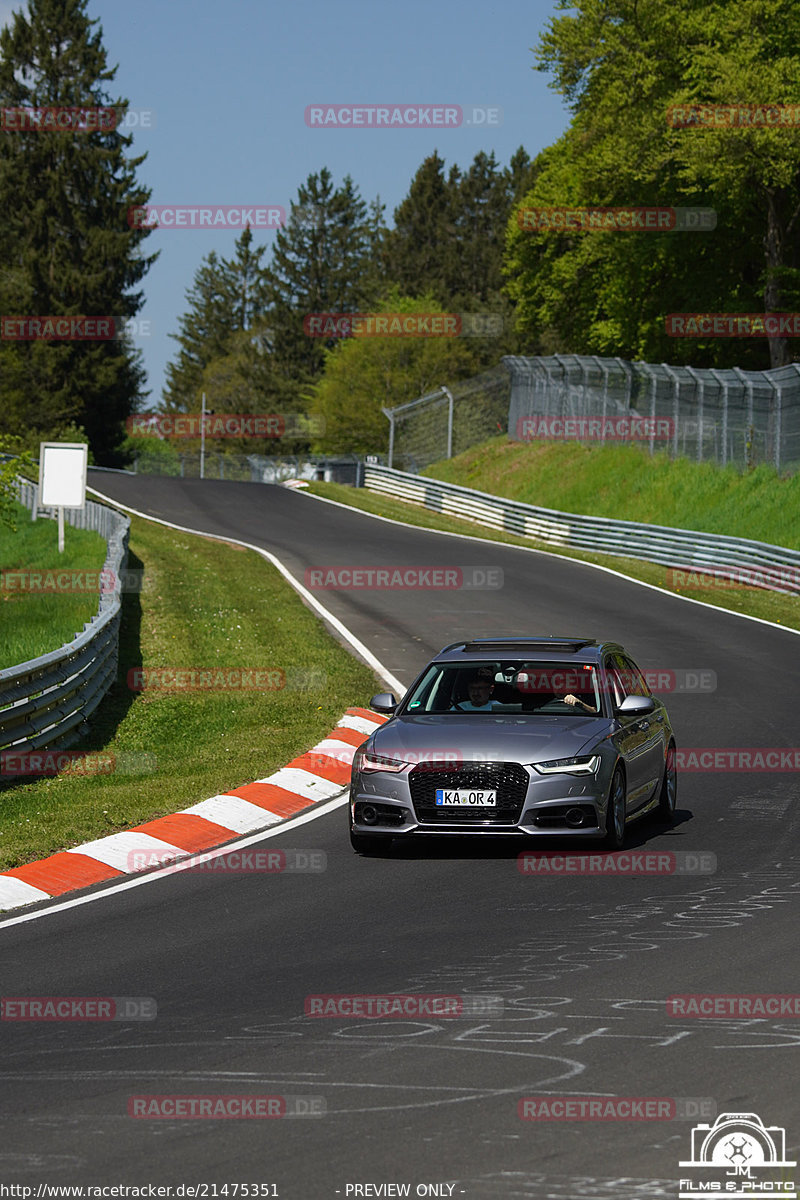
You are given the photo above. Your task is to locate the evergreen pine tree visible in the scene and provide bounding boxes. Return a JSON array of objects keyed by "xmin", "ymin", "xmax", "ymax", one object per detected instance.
[{"xmin": 0, "ymin": 0, "xmax": 156, "ymax": 463}]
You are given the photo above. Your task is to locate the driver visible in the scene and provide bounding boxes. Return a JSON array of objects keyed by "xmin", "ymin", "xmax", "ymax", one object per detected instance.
[{"xmin": 458, "ymin": 673, "xmax": 499, "ymax": 712}]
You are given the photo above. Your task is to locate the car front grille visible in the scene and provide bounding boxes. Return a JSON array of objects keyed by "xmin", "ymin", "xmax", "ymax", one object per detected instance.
[{"xmin": 409, "ymin": 762, "xmax": 530, "ymax": 825}]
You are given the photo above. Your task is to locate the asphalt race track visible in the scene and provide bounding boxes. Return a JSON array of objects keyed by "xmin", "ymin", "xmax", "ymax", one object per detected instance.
[{"xmin": 1, "ymin": 473, "xmax": 798, "ymax": 1199}]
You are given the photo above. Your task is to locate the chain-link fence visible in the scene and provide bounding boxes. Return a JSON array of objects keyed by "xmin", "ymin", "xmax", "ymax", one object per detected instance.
[
  {"xmin": 382, "ymin": 354, "xmax": 800, "ymax": 475},
  {"xmin": 505, "ymin": 354, "xmax": 800, "ymax": 474},
  {"xmin": 383, "ymin": 366, "xmax": 512, "ymax": 473}
]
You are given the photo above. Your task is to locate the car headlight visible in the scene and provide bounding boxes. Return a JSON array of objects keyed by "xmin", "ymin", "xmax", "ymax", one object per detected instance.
[
  {"xmin": 353, "ymin": 749, "xmax": 408, "ymax": 774},
  {"xmin": 532, "ymin": 755, "xmax": 600, "ymax": 776}
]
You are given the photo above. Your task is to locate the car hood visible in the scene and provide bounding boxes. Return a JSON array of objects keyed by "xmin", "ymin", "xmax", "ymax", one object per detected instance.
[{"xmin": 369, "ymin": 714, "xmax": 610, "ymax": 766}]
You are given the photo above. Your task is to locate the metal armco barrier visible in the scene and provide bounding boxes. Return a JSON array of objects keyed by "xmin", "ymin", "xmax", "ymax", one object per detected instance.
[
  {"xmin": 362, "ymin": 465, "xmax": 800, "ymax": 595},
  {"xmin": 0, "ymin": 481, "xmax": 130, "ymax": 761}
]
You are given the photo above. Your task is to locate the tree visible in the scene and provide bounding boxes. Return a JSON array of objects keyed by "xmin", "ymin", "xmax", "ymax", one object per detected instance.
[
  {"xmin": 383, "ymin": 153, "xmax": 457, "ymax": 304},
  {"xmin": 163, "ymin": 227, "xmax": 269, "ymax": 411},
  {"xmin": 310, "ymin": 291, "xmax": 475, "ymax": 454},
  {"xmin": 0, "ymin": 0, "xmax": 156, "ymax": 463},
  {"xmin": 505, "ymin": 0, "xmax": 800, "ymax": 368},
  {"xmin": 263, "ymin": 168, "xmax": 383, "ymax": 406}
]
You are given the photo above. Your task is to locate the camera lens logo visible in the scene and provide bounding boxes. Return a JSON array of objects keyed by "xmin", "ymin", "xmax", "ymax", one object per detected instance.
[{"xmin": 679, "ymin": 1112, "xmax": 796, "ymax": 1198}]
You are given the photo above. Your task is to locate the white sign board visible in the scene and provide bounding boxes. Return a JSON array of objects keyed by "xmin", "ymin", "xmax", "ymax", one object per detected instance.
[{"xmin": 39, "ymin": 442, "xmax": 88, "ymax": 510}]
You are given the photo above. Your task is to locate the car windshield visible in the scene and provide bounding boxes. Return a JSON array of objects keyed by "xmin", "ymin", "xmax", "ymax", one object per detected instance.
[{"xmin": 401, "ymin": 661, "xmax": 602, "ymax": 715}]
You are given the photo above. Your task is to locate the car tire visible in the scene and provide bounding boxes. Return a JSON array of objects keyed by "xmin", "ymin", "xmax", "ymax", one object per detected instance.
[
  {"xmin": 656, "ymin": 742, "xmax": 677, "ymax": 824},
  {"xmin": 604, "ymin": 767, "xmax": 627, "ymax": 850},
  {"xmin": 350, "ymin": 829, "xmax": 392, "ymax": 856}
]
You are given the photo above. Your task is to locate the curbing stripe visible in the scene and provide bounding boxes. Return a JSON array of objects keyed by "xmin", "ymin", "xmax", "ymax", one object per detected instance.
[
  {"xmin": 259, "ymin": 767, "xmax": 344, "ymax": 802},
  {"xmin": 2, "ymin": 852, "xmax": 122, "ymax": 896},
  {"xmin": 132, "ymin": 813, "xmax": 243, "ymax": 853},
  {"xmin": 286, "ymin": 752, "xmax": 352, "ymax": 785},
  {"xmin": 312, "ymin": 738, "xmax": 357, "ymax": 763},
  {"xmin": 0, "ymin": 875, "xmax": 52, "ymax": 908},
  {"xmin": 226, "ymin": 781, "xmax": 326, "ymax": 818},
  {"xmin": 325, "ymin": 726, "xmax": 375, "ymax": 749},
  {"xmin": 338, "ymin": 713, "xmax": 386, "ymax": 736},
  {"xmin": 0, "ymin": 699, "xmax": 387, "ymax": 912},
  {"xmin": 181, "ymin": 795, "xmax": 284, "ymax": 834},
  {"xmin": 65, "ymin": 831, "xmax": 188, "ymax": 872}
]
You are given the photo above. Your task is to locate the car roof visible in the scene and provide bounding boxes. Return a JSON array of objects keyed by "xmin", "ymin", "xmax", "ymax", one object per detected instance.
[{"xmin": 433, "ymin": 637, "xmax": 624, "ymax": 665}]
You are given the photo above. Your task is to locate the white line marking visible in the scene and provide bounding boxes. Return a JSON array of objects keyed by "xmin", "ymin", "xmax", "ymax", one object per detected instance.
[
  {"xmin": 86, "ymin": 485, "xmax": 406, "ymax": 690},
  {"xmin": 301, "ymin": 488, "xmax": 800, "ymax": 637},
  {"xmin": 0, "ymin": 791, "xmax": 350, "ymax": 929}
]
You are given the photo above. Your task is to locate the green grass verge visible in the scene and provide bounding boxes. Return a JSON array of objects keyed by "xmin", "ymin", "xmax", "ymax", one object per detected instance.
[
  {"xmin": 423, "ymin": 436, "xmax": 800, "ymax": 550},
  {"xmin": 0, "ymin": 501, "xmax": 107, "ymax": 668},
  {"xmin": 0, "ymin": 514, "xmax": 378, "ymax": 871},
  {"xmin": 302, "ymin": 480, "xmax": 800, "ymax": 631}
]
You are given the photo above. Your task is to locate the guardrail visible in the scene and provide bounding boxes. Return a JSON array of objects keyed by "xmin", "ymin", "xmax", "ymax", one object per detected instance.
[
  {"xmin": 363, "ymin": 464, "xmax": 800, "ymax": 594},
  {"xmin": 0, "ymin": 482, "xmax": 131, "ymax": 761}
]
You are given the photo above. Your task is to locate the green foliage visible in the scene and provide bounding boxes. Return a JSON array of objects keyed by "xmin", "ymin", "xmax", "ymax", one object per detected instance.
[
  {"xmin": 262, "ymin": 169, "xmax": 386, "ymax": 407},
  {"xmin": 0, "ymin": 0, "xmax": 156, "ymax": 463},
  {"xmin": 0, "ymin": 499, "xmax": 106, "ymax": 664},
  {"xmin": 163, "ymin": 228, "xmax": 270, "ymax": 413},
  {"xmin": 0, "ymin": 438, "xmax": 35, "ymax": 530},
  {"xmin": 505, "ymin": 0, "xmax": 800, "ymax": 369},
  {"xmin": 309, "ymin": 291, "xmax": 475, "ymax": 454}
]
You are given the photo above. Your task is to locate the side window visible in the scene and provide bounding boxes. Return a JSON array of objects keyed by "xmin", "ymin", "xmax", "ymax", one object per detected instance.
[
  {"xmin": 604, "ymin": 653, "xmax": 628, "ymax": 707},
  {"xmin": 620, "ymin": 655, "xmax": 651, "ymax": 697}
]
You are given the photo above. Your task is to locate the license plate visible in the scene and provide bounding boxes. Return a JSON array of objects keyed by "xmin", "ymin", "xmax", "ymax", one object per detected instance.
[{"xmin": 435, "ymin": 788, "xmax": 497, "ymax": 807}]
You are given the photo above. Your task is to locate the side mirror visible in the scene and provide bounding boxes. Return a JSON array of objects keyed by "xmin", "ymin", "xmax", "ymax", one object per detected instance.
[
  {"xmin": 370, "ymin": 693, "xmax": 397, "ymax": 714},
  {"xmin": 616, "ymin": 694, "xmax": 655, "ymax": 717}
]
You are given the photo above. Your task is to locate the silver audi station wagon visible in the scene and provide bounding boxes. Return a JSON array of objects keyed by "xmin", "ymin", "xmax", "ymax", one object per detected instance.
[{"xmin": 349, "ymin": 637, "xmax": 677, "ymax": 854}]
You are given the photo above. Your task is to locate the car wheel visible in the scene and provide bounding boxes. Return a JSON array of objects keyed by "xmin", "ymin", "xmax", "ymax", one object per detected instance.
[
  {"xmin": 656, "ymin": 742, "xmax": 677, "ymax": 824},
  {"xmin": 604, "ymin": 767, "xmax": 627, "ymax": 849},
  {"xmin": 350, "ymin": 829, "xmax": 392, "ymax": 856}
]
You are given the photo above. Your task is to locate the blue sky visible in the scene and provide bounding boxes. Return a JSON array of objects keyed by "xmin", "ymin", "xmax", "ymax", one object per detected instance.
[{"xmin": 4, "ymin": 0, "xmax": 573, "ymax": 402}]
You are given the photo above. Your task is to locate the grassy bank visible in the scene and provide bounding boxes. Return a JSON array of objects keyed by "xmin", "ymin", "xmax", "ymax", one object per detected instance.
[
  {"xmin": 424, "ymin": 437, "xmax": 800, "ymax": 550},
  {"xmin": 0, "ymin": 514, "xmax": 377, "ymax": 870},
  {"xmin": 0, "ymin": 501, "xmax": 107, "ymax": 668}
]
